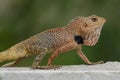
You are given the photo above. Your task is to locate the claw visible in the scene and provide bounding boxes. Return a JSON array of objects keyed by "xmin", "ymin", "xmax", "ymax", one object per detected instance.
[
  {"xmin": 31, "ymin": 65, "xmax": 62, "ymax": 69},
  {"xmin": 91, "ymin": 60, "xmax": 104, "ymax": 65}
]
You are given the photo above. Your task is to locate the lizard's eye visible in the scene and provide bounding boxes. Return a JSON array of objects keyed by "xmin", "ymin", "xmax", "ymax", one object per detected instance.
[{"xmin": 91, "ymin": 17, "xmax": 98, "ymax": 22}]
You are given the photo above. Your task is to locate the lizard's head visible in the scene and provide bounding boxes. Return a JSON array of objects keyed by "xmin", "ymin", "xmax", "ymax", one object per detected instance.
[
  {"xmin": 80, "ymin": 15, "xmax": 106, "ymax": 46},
  {"xmin": 71, "ymin": 15, "xmax": 106, "ymax": 46}
]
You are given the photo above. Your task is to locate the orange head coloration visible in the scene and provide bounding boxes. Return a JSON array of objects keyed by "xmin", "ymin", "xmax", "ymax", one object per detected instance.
[
  {"xmin": 69, "ymin": 15, "xmax": 106, "ymax": 46},
  {"xmin": 81, "ymin": 15, "xmax": 106, "ymax": 46}
]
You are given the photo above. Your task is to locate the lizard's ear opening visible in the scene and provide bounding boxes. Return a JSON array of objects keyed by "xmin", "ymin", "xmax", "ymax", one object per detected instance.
[{"xmin": 83, "ymin": 23, "xmax": 88, "ymax": 27}]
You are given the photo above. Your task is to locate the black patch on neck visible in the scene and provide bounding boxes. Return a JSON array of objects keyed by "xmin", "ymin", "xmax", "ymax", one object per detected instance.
[{"xmin": 74, "ymin": 35, "xmax": 84, "ymax": 44}]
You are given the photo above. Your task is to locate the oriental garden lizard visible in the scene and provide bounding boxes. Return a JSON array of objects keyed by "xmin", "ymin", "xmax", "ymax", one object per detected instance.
[{"xmin": 0, "ymin": 15, "xmax": 106, "ymax": 69}]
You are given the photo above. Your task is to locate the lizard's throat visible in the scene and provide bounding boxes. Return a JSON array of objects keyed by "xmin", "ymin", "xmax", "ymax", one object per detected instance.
[{"xmin": 83, "ymin": 27, "xmax": 102, "ymax": 46}]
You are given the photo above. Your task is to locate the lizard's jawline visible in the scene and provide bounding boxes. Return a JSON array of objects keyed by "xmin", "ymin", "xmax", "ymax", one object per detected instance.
[{"xmin": 83, "ymin": 27, "xmax": 102, "ymax": 46}]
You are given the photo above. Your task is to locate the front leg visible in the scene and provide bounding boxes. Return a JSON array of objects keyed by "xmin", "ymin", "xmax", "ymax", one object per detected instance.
[
  {"xmin": 47, "ymin": 42, "xmax": 78, "ymax": 66},
  {"xmin": 76, "ymin": 47, "xmax": 104, "ymax": 65}
]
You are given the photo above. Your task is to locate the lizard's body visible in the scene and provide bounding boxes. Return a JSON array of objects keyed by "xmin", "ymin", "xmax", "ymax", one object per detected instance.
[{"xmin": 0, "ymin": 15, "xmax": 106, "ymax": 69}]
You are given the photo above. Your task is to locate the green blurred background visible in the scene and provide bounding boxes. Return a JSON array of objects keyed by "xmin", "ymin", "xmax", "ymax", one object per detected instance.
[{"xmin": 0, "ymin": 0, "xmax": 120, "ymax": 66}]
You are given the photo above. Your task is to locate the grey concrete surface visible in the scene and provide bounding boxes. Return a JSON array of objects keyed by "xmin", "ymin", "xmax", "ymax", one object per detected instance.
[{"xmin": 0, "ymin": 62, "xmax": 120, "ymax": 80}]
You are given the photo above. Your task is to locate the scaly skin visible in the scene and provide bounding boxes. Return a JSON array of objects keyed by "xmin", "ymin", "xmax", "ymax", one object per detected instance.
[{"xmin": 0, "ymin": 15, "xmax": 106, "ymax": 69}]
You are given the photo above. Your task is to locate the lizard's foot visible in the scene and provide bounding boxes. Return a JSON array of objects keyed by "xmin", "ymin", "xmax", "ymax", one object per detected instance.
[
  {"xmin": 31, "ymin": 65, "xmax": 61, "ymax": 69},
  {"xmin": 90, "ymin": 61, "xmax": 104, "ymax": 65}
]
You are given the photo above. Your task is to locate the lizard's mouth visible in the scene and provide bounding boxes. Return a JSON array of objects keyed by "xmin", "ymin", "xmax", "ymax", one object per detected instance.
[{"xmin": 83, "ymin": 27, "xmax": 102, "ymax": 46}]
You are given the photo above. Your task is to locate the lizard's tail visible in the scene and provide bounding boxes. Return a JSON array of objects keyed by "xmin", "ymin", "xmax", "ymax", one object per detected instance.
[{"xmin": 0, "ymin": 47, "xmax": 26, "ymax": 63}]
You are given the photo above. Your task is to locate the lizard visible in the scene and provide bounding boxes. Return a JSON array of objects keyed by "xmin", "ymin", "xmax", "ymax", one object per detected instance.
[{"xmin": 0, "ymin": 15, "xmax": 106, "ymax": 69}]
